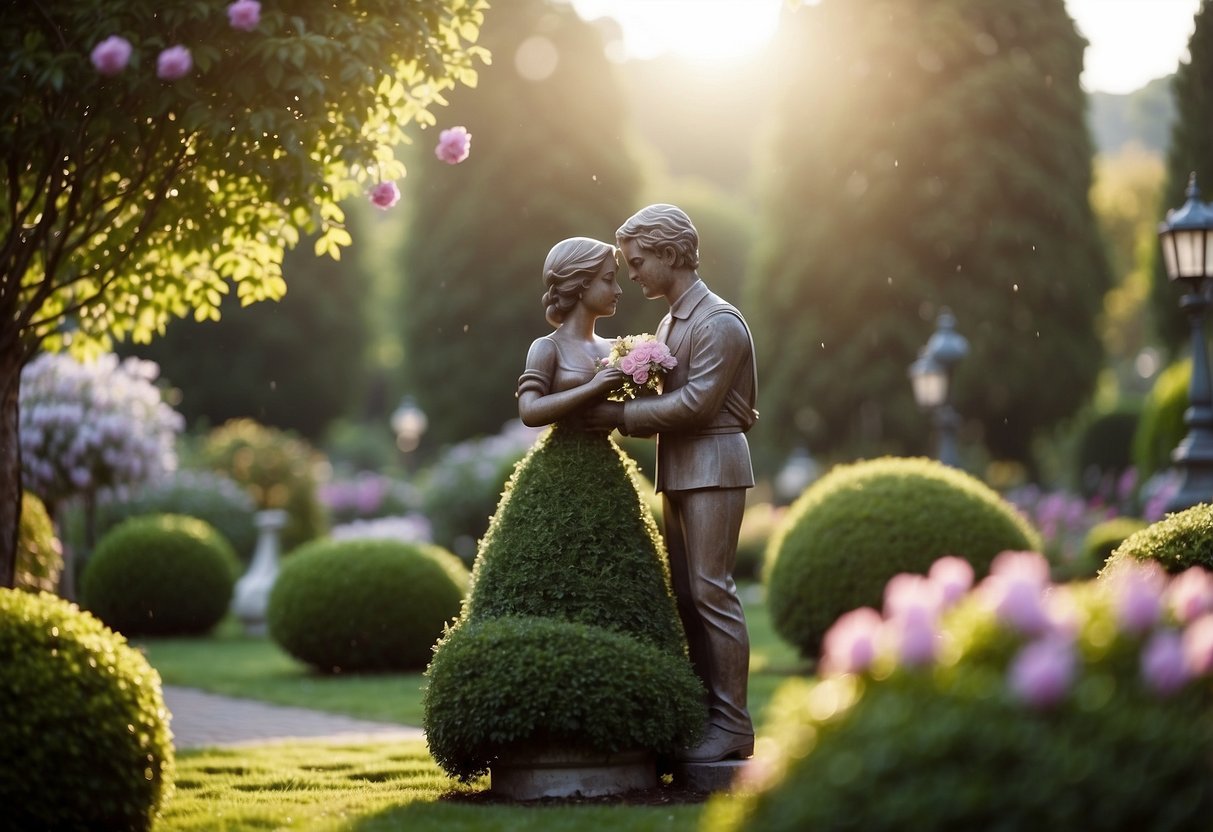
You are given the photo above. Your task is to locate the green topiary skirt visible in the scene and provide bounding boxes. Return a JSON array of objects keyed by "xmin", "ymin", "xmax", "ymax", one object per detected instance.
[{"xmin": 424, "ymin": 424, "xmax": 705, "ymax": 779}]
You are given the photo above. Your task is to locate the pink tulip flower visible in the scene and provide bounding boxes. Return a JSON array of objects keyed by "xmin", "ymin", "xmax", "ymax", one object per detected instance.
[
  {"xmin": 369, "ymin": 181, "xmax": 400, "ymax": 210},
  {"xmin": 1008, "ymin": 637, "xmax": 1075, "ymax": 708},
  {"xmin": 1141, "ymin": 629, "xmax": 1189, "ymax": 696},
  {"xmin": 435, "ymin": 126, "xmax": 472, "ymax": 164},
  {"xmin": 157, "ymin": 46, "xmax": 193, "ymax": 80},
  {"xmin": 91, "ymin": 36, "xmax": 132, "ymax": 76},
  {"xmin": 228, "ymin": 0, "xmax": 262, "ymax": 31},
  {"xmin": 820, "ymin": 607, "xmax": 883, "ymax": 675}
]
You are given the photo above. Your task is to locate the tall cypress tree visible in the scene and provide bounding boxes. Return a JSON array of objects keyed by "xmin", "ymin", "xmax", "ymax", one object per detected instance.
[
  {"xmin": 398, "ymin": 0, "xmax": 643, "ymax": 447},
  {"xmin": 748, "ymin": 0, "xmax": 1110, "ymax": 469},
  {"xmin": 1148, "ymin": 0, "xmax": 1213, "ymax": 357}
]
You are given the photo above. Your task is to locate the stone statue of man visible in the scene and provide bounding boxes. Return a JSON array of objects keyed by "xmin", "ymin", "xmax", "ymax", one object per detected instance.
[{"xmin": 585, "ymin": 203, "xmax": 758, "ymax": 763}]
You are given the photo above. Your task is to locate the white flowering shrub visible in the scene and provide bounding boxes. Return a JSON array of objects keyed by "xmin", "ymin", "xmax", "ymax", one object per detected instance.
[{"xmin": 19, "ymin": 353, "xmax": 183, "ymax": 508}]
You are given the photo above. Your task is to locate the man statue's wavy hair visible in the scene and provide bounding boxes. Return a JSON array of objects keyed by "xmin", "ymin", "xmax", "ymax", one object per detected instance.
[{"xmin": 616, "ymin": 204, "xmax": 699, "ymax": 270}]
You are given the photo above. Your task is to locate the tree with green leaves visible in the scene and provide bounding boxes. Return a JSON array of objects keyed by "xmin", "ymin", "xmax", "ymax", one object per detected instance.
[
  {"xmin": 399, "ymin": 0, "xmax": 643, "ymax": 448},
  {"xmin": 0, "ymin": 0, "xmax": 487, "ymax": 586},
  {"xmin": 747, "ymin": 0, "xmax": 1110, "ymax": 471},
  {"xmin": 1148, "ymin": 0, "xmax": 1213, "ymax": 356}
]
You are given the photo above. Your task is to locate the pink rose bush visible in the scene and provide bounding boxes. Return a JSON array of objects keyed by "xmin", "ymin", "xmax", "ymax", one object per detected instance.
[
  {"xmin": 706, "ymin": 551, "xmax": 1213, "ymax": 832},
  {"xmin": 599, "ymin": 333, "xmax": 678, "ymax": 401},
  {"xmin": 435, "ymin": 126, "xmax": 472, "ymax": 164},
  {"xmin": 90, "ymin": 36, "xmax": 132, "ymax": 76}
]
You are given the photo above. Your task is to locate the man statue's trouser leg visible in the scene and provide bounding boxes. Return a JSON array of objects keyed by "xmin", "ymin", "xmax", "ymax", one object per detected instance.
[{"xmin": 663, "ymin": 487, "xmax": 753, "ymax": 750}]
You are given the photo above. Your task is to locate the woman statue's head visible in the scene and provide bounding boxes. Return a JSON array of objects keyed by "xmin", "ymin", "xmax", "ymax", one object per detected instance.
[{"xmin": 541, "ymin": 237, "xmax": 616, "ymax": 326}]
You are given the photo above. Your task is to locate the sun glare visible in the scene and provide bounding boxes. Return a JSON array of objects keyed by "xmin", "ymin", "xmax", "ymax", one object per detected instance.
[{"xmin": 569, "ymin": 0, "xmax": 785, "ymax": 64}]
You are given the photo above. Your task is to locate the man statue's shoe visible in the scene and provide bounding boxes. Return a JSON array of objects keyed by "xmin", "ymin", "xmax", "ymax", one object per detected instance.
[{"xmin": 676, "ymin": 725, "xmax": 754, "ymax": 763}]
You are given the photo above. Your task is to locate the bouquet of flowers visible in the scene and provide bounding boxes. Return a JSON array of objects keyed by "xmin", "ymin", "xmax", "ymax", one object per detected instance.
[{"xmin": 600, "ymin": 333, "xmax": 678, "ymax": 401}]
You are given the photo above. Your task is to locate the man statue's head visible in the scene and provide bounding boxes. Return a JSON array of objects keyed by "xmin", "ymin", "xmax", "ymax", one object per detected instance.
[{"xmin": 616, "ymin": 204, "xmax": 699, "ymax": 271}]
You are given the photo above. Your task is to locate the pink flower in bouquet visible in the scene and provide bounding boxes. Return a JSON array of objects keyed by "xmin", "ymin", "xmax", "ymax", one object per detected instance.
[
  {"xmin": 435, "ymin": 126, "xmax": 471, "ymax": 164},
  {"xmin": 369, "ymin": 181, "xmax": 400, "ymax": 210},
  {"xmin": 928, "ymin": 556, "xmax": 974, "ymax": 608},
  {"xmin": 91, "ymin": 36, "xmax": 132, "ymax": 76},
  {"xmin": 1141, "ymin": 629, "xmax": 1190, "ymax": 695},
  {"xmin": 157, "ymin": 45, "xmax": 193, "ymax": 80},
  {"xmin": 601, "ymin": 333, "xmax": 677, "ymax": 400},
  {"xmin": 821, "ymin": 607, "xmax": 883, "ymax": 674},
  {"xmin": 1009, "ymin": 636, "xmax": 1075, "ymax": 708},
  {"xmin": 228, "ymin": 0, "xmax": 262, "ymax": 31},
  {"xmin": 1185, "ymin": 614, "xmax": 1213, "ymax": 675},
  {"xmin": 1168, "ymin": 567, "xmax": 1213, "ymax": 624}
]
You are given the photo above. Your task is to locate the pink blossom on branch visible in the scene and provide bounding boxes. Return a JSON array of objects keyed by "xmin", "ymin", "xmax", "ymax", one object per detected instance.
[
  {"xmin": 435, "ymin": 126, "xmax": 472, "ymax": 164},
  {"xmin": 157, "ymin": 46, "xmax": 193, "ymax": 81},
  {"xmin": 369, "ymin": 181, "xmax": 400, "ymax": 210},
  {"xmin": 91, "ymin": 36, "xmax": 132, "ymax": 76},
  {"xmin": 228, "ymin": 0, "xmax": 262, "ymax": 31}
]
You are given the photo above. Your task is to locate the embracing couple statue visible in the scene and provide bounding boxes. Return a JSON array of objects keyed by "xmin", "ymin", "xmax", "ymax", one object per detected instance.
[{"xmin": 516, "ymin": 204, "xmax": 758, "ymax": 764}]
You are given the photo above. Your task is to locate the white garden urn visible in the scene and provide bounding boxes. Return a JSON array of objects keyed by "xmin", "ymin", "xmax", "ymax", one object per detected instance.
[{"xmin": 231, "ymin": 509, "xmax": 288, "ymax": 635}]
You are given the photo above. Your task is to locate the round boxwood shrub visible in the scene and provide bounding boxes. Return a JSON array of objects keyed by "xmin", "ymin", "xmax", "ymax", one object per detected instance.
[
  {"xmin": 702, "ymin": 563, "xmax": 1213, "ymax": 832},
  {"xmin": 1103, "ymin": 502, "xmax": 1213, "ymax": 575},
  {"xmin": 268, "ymin": 537, "xmax": 469, "ymax": 672},
  {"xmin": 81, "ymin": 514, "xmax": 240, "ymax": 636},
  {"xmin": 97, "ymin": 469, "xmax": 258, "ymax": 562},
  {"xmin": 0, "ymin": 589, "xmax": 173, "ymax": 830},
  {"xmin": 1079, "ymin": 516, "xmax": 1148, "ymax": 576},
  {"xmin": 16, "ymin": 491, "xmax": 63, "ymax": 593},
  {"xmin": 766, "ymin": 456, "xmax": 1041, "ymax": 657},
  {"xmin": 424, "ymin": 616, "xmax": 706, "ymax": 781},
  {"xmin": 199, "ymin": 419, "xmax": 328, "ymax": 553}
]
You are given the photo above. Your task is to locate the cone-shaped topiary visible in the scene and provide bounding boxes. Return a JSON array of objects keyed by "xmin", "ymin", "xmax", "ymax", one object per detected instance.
[
  {"xmin": 16, "ymin": 491, "xmax": 62, "ymax": 593},
  {"xmin": 424, "ymin": 616, "xmax": 708, "ymax": 781},
  {"xmin": 81, "ymin": 514, "xmax": 240, "ymax": 637},
  {"xmin": 702, "ymin": 561, "xmax": 1213, "ymax": 832},
  {"xmin": 1104, "ymin": 503, "xmax": 1213, "ymax": 575},
  {"xmin": 464, "ymin": 425, "xmax": 685, "ymax": 653},
  {"xmin": 0, "ymin": 589, "xmax": 174, "ymax": 831},
  {"xmin": 766, "ymin": 456, "xmax": 1041, "ymax": 657},
  {"xmin": 268, "ymin": 537, "xmax": 468, "ymax": 673},
  {"xmin": 424, "ymin": 425, "xmax": 704, "ymax": 779}
]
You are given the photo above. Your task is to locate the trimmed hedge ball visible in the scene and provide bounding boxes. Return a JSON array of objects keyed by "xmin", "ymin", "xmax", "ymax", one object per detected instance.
[
  {"xmin": 765, "ymin": 456, "xmax": 1040, "ymax": 657},
  {"xmin": 1104, "ymin": 502, "xmax": 1213, "ymax": 575},
  {"xmin": 423, "ymin": 616, "xmax": 705, "ymax": 781},
  {"xmin": 82, "ymin": 514, "xmax": 240, "ymax": 637},
  {"xmin": 16, "ymin": 491, "xmax": 63, "ymax": 593},
  {"xmin": 268, "ymin": 537, "xmax": 469, "ymax": 673},
  {"xmin": 0, "ymin": 589, "xmax": 173, "ymax": 831}
]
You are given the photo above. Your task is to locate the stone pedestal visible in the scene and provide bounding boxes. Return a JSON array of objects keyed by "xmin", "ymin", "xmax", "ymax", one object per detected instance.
[
  {"xmin": 231, "ymin": 509, "xmax": 287, "ymax": 635},
  {"xmin": 491, "ymin": 747, "xmax": 656, "ymax": 800},
  {"xmin": 673, "ymin": 759, "xmax": 747, "ymax": 793}
]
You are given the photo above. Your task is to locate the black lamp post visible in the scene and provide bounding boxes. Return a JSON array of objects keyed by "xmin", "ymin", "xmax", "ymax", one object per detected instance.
[
  {"xmin": 1159, "ymin": 173, "xmax": 1213, "ymax": 513},
  {"xmin": 909, "ymin": 309, "xmax": 969, "ymax": 467}
]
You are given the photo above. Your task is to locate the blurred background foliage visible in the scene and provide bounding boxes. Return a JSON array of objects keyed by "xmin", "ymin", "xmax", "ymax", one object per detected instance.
[{"xmin": 113, "ymin": 0, "xmax": 1209, "ymax": 500}]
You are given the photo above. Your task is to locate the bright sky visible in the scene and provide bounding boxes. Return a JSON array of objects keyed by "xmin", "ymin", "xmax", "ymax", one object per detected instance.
[{"xmin": 567, "ymin": 0, "xmax": 1203, "ymax": 94}]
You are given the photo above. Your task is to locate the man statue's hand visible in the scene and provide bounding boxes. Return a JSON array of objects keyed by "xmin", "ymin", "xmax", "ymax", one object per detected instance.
[{"xmin": 582, "ymin": 401, "xmax": 626, "ymax": 433}]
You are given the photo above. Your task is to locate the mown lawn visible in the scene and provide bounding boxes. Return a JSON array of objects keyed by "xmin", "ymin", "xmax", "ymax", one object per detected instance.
[{"xmin": 137, "ymin": 583, "xmax": 811, "ymax": 729}]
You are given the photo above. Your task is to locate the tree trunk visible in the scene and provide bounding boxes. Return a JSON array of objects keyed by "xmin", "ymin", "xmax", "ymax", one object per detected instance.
[{"xmin": 0, "ymin": 349, "xmax": 22, "ymax": 588}]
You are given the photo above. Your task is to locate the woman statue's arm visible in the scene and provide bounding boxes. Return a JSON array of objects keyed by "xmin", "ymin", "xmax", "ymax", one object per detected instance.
[{"xmin": 517, "ymin": 338, "xmax": 623, "ymax": 427}]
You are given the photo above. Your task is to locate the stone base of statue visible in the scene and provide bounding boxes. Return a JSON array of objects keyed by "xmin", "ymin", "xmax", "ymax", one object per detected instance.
[
  {"xmin": 673, "ymin": 758, "xmax": 747, "ymax": 794},
  {"xmin": 490, "ymin": 746, "xmax": 656, "ymax": 800}
]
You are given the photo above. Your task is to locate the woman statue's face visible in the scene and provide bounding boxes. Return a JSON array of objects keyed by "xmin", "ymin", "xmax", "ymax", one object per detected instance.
[{"xmin": 580, "ymin": 255, "xmax": 622, "ymax": 317}]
